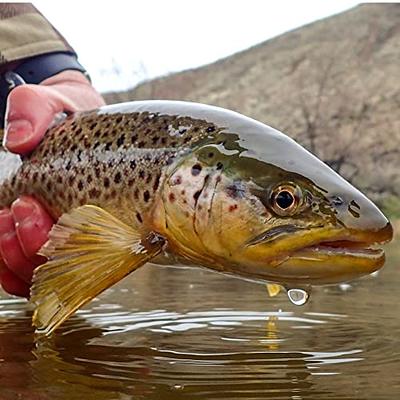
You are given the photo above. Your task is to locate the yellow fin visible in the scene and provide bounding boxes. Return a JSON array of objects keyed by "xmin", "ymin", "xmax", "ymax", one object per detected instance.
[
  {"xmin": 30, "ymin": 205, "xmax": 164, "ymax": 336},
  {"xmin": 266, "ymin": 283, "xmax": 282, "ymax": 297}
]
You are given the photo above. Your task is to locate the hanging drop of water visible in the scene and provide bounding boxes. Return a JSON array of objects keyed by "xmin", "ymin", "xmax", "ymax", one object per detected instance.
[{"xmin": 287, "ymin": 288, "xmax": 310, "ymax": 306}]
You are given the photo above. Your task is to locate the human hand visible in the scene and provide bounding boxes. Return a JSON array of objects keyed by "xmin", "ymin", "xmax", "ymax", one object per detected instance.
[{"xmin": 0, "ymin": 70, "xmax": 105, "ymax": 297}]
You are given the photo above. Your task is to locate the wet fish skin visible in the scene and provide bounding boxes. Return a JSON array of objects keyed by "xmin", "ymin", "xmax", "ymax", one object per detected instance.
[{"xmin": 0, "ymin": 105, "xmax": 219, "ymax": 229}]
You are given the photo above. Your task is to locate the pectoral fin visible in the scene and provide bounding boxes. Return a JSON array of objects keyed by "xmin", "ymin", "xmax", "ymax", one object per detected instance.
[
  {"xmin": 266, "ymin": 283, "xmax": 282, "ymax": 297},
  {"xmin": 30, "ymin": 205, "xmax": 164, "ymax": 336}
]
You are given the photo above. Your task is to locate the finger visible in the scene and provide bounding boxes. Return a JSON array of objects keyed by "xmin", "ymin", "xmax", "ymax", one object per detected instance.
[
  {"xmin": 0, "ymin": 231, "xmax": 36, "ymax": 284},
  {"xmin": 11, "ymin": 196, "xmax": 54, "ymax": 261},
  {"xmin": 0, "ymin": 209, "xmax": 36, "ymax": 283},
  {"xmin": 4, "ymin": 84, "xmax": 77, "ymax": 154},
  {"xmin": 0, "ymin": 258, "xmax": 30, "ymax": 298}
]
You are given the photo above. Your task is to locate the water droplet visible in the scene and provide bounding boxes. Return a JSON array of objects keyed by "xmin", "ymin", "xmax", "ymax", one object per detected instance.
[{"xmin": 287, "ymin": 288, "xmax": 310, "ymax": 306}]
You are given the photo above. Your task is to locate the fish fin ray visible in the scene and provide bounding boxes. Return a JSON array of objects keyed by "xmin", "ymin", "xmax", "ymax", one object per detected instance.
[{"xmin": 31, "ymin": 205, "xmax": 163, "ymax": 336}]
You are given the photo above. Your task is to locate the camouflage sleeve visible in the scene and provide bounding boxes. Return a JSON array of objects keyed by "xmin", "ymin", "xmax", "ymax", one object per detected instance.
[{"xmin": 0, "ymin": 3, "xmax": 75, "ymax": 68}]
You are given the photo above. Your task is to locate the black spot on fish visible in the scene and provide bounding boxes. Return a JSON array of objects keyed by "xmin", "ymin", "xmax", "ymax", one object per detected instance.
[
  {"xmin": 191, "ymin": 164, "xmax": 202, "ymax": 176},
  {"xmin": 136, "ymin": 212, "xmax": 143, "ymax": 223},
  {"xmin": 143, "ymin": 190, "xmax": 150, "ymax": 202},
  {"xmin": 131, "ymin": 134, "xmax": 138, "ymax": 144},
  {"xmin": 105, "ymin": 142, "xmax": 112, "ymax": 151},
  {"xmin": 193, "ymin": 190, "xmax": 201, "ymax": 203},
  {"xmin": 78, "ymin": 180, "xmax": 84, "ymax": 191},
  {"xmin": 116, "ymin": 134, "xmax": 125, "ymax": 147},
  {"xmin": 139, "ymin": 170, "xmax": 145, "ymax": 179},
  {"xmin": 153, "ymin": 174, "xmax": 161, "ymax": 192},
  {"xmin": 114, "ymin": 172, "xmax": 122, "ymax": 184},
  {"xmin": 216, "ymin": 162, "xmax": 223, "ymax": 170},
  {"xmin": 103, "ymin": 177, "xmax": 110, "ymax": 188}
]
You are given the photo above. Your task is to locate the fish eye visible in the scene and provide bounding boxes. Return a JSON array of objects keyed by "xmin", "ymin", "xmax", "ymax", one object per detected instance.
[
  {"xmin": 276, "ymin": 190, "xmax": 295, "ymax": 209},
  {"xmin": 270, "ymin": 184, "xmax": 302, "ymax": 216}
]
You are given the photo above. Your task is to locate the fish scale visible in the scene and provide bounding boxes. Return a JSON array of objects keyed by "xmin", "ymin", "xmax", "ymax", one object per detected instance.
[{"xmin": 0, "ymin": 109, "xmax": 219, "ymax": 227}]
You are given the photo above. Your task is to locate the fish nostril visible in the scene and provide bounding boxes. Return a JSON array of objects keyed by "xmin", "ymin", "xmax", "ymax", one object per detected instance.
[{"xmin": 330, "ymin": 195, "xmax": 344, "ymax": 207}]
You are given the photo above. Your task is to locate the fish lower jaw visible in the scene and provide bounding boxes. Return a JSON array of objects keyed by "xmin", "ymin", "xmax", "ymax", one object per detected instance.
[
  {"xmin": 263, "ymin": 241, "xmax": 387, "ymax": 285},
  {"xmin": 292, "ymin": 243, "xmax": 384, "ymax": 260}
]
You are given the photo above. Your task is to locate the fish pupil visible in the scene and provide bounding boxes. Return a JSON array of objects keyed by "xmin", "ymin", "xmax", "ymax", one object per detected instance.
[{"xmin": 275, "ymin": 190, "xmax": 294, "ymax": 209}]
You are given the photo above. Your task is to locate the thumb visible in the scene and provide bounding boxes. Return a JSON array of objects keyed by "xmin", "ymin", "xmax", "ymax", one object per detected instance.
[{"xmin": 3, "ymin": 84, "xmax": 77, "ymax": 154}]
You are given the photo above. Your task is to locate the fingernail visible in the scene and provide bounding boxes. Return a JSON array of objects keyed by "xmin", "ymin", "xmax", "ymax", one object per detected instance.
[
  {"xmin": 11, "ymin": 198, "xmax": 36, "ymax": 224},
  {"xmin": 4, "ymin": 119, "xmax": 33, "ymax": 148}
]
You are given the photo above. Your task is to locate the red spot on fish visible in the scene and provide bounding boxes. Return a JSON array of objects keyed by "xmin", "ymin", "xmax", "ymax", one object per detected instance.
[
  {"xmin": 229, "ymin": 204, "xmax": 238, "ymax": 212},
  {"xmin": 216, "ymin": 176, "xmax": 221, "ymax": 183},
  {"xmin": 169, "ymin": 193, "xmax": 176, "ymax": 202},
  {"xmin": 172, "ymin": 175, "xmax": 182, "ymax": 185}
]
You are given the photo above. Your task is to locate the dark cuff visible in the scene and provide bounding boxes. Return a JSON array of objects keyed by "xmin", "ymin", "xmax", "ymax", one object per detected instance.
[{"xmin": 0, "ymin": 52, "xmax": 88, "ymax": 128}]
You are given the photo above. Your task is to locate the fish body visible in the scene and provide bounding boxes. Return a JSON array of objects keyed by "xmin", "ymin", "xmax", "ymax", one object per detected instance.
[{"xmin": 0, "ymin": 101, "xmax": 392, "ymax": 334}]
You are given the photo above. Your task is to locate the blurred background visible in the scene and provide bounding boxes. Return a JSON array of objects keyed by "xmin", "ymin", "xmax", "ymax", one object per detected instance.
[{"xmin": 35, "ymin": 1, "xmax": 400, "ymax": 222}]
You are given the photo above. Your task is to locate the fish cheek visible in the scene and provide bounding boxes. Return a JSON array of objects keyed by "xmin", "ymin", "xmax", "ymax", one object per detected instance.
[{"xmin": 197, "ymin": 177, "xmax": 269, "ymax": 259}]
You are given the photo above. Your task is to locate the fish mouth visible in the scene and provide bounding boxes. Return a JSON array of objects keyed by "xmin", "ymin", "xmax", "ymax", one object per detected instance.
[
  {"xmin": 292, "ymin": 239, "xmax": 384, "ymax": 259},
  {"xmin": 245, "ymin": 222, "xmax": 393, "ymax": 285}
]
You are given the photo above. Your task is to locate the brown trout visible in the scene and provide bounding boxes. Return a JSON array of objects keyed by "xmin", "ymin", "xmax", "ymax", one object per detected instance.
[{"xmin": 0, "ymin": 101, "xmax": 393, "ymax": 335}]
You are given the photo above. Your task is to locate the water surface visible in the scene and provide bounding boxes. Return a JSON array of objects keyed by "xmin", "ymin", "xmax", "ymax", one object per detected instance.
[{"xmin": 0, "ymin": 241, "xmax": 399, "ymax": 399}]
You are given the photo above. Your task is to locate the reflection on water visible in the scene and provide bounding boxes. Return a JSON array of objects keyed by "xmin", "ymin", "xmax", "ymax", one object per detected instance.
[{"xmin": 0, "ymin": 243, "xmax": 399, "ymax": 399}]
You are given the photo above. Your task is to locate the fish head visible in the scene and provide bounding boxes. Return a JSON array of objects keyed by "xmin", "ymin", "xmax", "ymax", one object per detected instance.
[{"xmin": 161, "ymin": 105, "xmax": 393, "ymax": 285}]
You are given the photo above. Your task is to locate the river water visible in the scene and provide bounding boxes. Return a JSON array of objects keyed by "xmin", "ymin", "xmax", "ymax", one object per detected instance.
[{"xmin": 0, "ymin": 239, "xmax": 399, "ymax": 399}]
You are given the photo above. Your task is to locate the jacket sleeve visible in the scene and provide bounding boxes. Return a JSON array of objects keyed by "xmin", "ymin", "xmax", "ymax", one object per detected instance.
[{"xmin": 0, "ymin": 3, "xmax": 75, "ymax": 68}]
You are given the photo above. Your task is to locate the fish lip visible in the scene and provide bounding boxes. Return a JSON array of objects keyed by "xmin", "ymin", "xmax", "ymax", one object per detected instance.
[
  {"xmin": 295, "ymin": 221, "xmax": 393, "ymax": 259},
  {"xmin": 246, "ymin": 221, "xmax": 393, "ymax": 256},
  {"xmin": 291, "ymin": 243, "xmax": 384, "ymax": 259}
]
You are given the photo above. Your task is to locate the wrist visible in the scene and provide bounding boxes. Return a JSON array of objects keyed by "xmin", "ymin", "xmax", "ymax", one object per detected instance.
[{"xmin": 41, "ymin": 70, "xmax": 92, "ymax": 87}]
